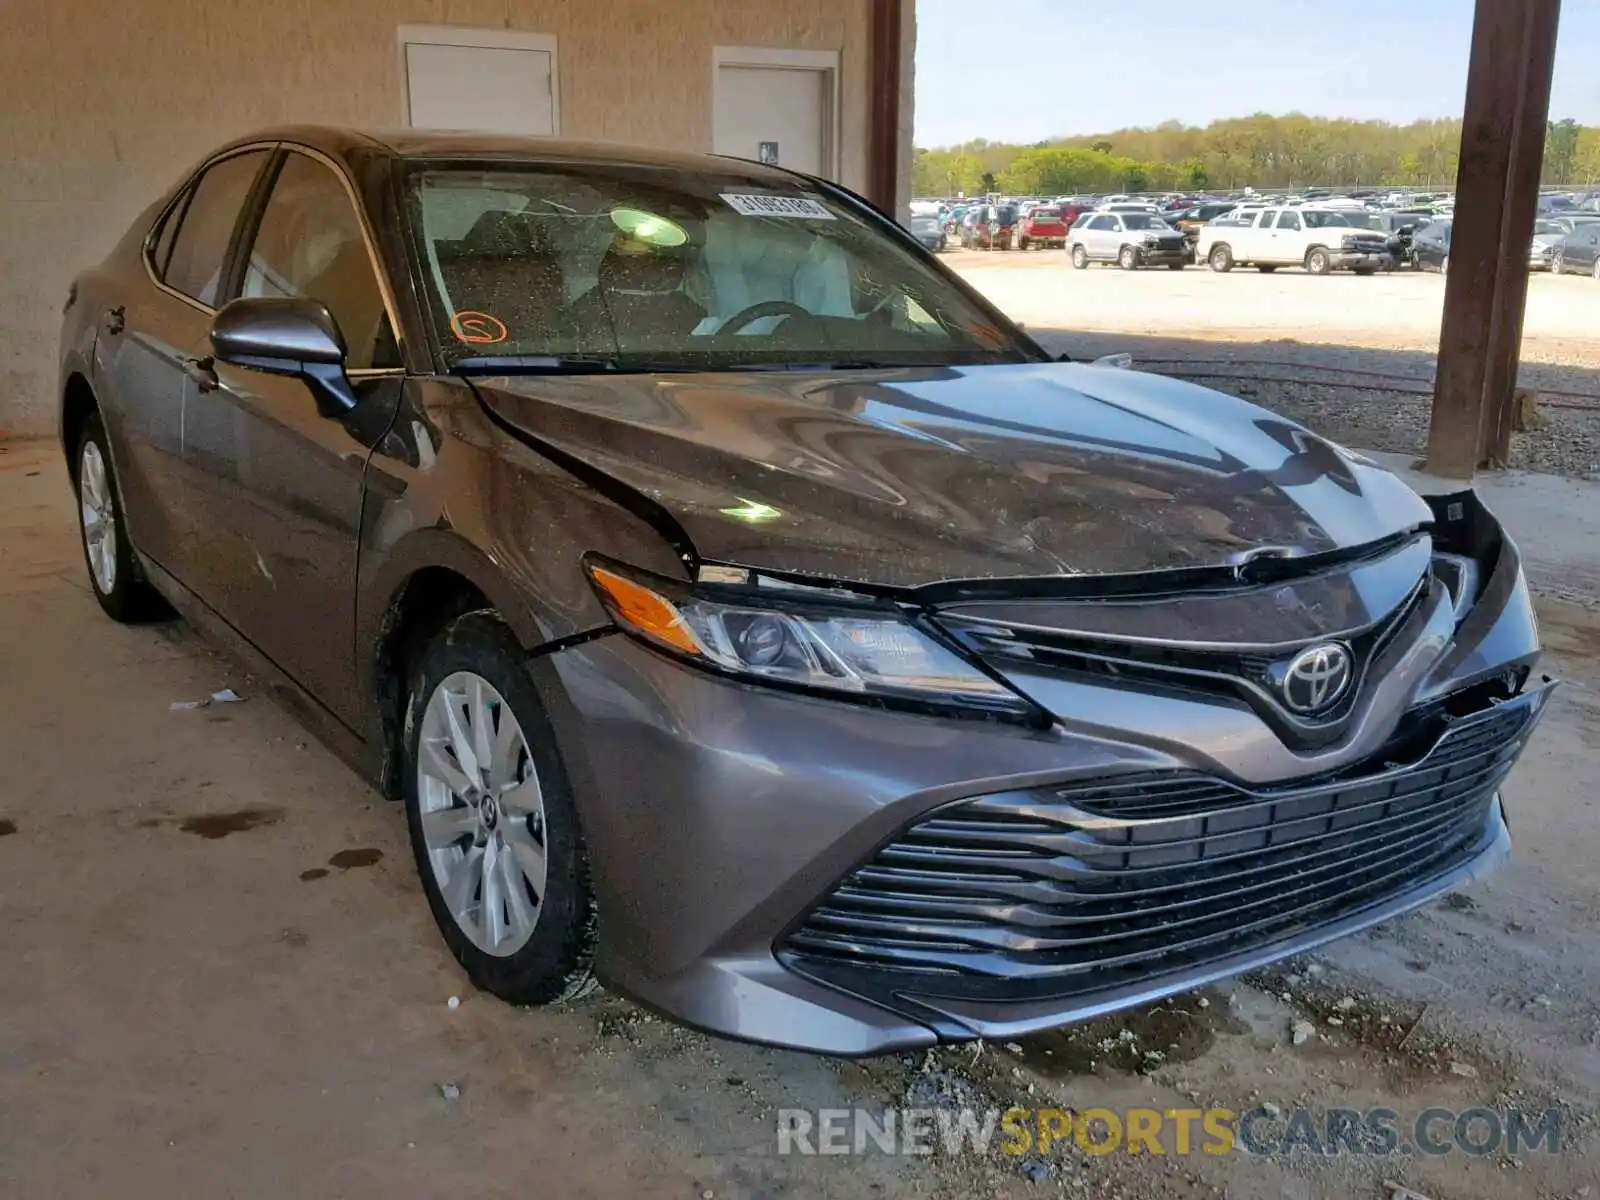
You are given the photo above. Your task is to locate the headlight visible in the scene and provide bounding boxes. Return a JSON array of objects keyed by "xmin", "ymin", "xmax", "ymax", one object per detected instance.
[{"xmin": 584, "ymin": 558, "xmax": 1036, "ymax": 718}]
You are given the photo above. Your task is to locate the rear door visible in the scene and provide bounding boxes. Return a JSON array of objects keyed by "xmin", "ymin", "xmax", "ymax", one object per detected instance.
[
  {"xmin": 185, "ymin": 147, "xmax": 406, "ymax": 720},
  {"xmin": 1085, "ymin": 214, "xmax": 1119, "ymax": 259},
  {"xmin": 101, "ymin": 148, "xmax": 274, "ymax": 579}
]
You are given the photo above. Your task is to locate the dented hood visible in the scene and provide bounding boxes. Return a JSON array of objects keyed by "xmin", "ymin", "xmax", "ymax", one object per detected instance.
[{"xmin": 474, "ymin": 362, "xmax": 1433, "ymax": 589}]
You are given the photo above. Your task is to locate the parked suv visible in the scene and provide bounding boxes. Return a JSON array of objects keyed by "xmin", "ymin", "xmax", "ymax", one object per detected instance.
[
  {"xmin": 1198, "ymin": 207, "xmax": 1392, "ymax": 275},
  {"xmin": 1016, "ymin": 205, "xmax": 1068, "ymax": 250},
  {"xmin": 1069, "ymin": 211, "xmax": 1189, "ymax": 270},
  {"xmin": 971, "ymin": 203, "xmax": 1020, "ymax": 250}
]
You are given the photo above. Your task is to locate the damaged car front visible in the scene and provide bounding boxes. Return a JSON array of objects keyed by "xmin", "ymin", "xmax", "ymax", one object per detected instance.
[{"xmin": 403, "ymin": 149, "xmax": 1548, "ymax": 1056}]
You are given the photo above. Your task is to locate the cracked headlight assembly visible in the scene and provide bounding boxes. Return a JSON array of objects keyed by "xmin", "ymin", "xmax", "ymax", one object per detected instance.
[{"xmin": 584, "ymin": 558, "xmax": 1036, "ymax": 718}]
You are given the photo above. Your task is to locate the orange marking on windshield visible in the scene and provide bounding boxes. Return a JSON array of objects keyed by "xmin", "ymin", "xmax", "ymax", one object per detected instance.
[{"xmin": 450, "ymin": 311, "xmax": 509, "ymax": 344}]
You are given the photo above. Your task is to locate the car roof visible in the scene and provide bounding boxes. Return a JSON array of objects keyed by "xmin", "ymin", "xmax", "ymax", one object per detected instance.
[{"xmin": 210, "ymin": 124, "xmax": 804, "ymax": 184}]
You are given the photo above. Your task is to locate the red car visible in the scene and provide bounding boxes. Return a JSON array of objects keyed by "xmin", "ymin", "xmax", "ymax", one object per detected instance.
[
  {"xmin": 1017, "ymin": 205, "xmax": 1068, "ymax": 250},
  {"xmin": 969, "ymin": 203, "xmax": 1019, "ymax": 250}
]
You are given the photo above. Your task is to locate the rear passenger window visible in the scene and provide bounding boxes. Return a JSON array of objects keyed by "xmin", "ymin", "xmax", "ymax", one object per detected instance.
[
  {"xmin": 1277, "ymin": 212, "xmax": 1302, "ymax": 231},
  {"xmin": 162, "ymin": 150, "xmax": 270, "ymax": 307}
]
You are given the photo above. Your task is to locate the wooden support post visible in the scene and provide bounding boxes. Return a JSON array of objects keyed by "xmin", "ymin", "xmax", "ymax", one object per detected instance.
[
  {"xmin": 1427, "ymin": 0, "xmax": 1561, "ymax": 478},
  {"xmin": 867, "ymin": 0, "xmax": 905, "ymax": 214}
]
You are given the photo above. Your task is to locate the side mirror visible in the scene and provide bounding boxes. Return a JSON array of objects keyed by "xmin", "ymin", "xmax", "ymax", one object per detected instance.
[{"xmin": 210, "ymin": 297, "xmax": 357, "ymax": 418}]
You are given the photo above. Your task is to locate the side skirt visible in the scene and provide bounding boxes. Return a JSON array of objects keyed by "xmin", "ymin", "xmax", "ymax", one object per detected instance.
[{"xmin": 137, "ymin": 552, "xmax": 384, "ymax": 792}]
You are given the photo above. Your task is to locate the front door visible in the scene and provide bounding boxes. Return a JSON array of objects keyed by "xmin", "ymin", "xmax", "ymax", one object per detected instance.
[
  {"xmin": 185, "ymin": 148, "xmax": 405, "ymax": 722},
  {"xmin": 1267, "ymin": 210, "xmax": 1302, "ymax": 264}
]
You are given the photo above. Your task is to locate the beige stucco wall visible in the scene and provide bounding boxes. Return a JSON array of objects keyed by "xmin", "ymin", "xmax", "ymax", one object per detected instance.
[{"xmin": 0, "ymin": 0, "xmax": 888, "ymax": 438}]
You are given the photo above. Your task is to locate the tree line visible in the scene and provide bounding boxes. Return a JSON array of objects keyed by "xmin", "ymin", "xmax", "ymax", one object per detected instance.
[{"xmin": 914, "ymin": 114, "xmax": 1600, "ymax": 197}]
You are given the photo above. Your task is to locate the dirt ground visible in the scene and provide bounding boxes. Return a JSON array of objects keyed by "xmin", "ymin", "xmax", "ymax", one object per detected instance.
[
  {"xmin": 3, "ymin": 414, "xmax": 1599, "ymax": 1199},
  {"xmin": 945, "ymin": 247, "xmax": 1600, "ymax": 479}
]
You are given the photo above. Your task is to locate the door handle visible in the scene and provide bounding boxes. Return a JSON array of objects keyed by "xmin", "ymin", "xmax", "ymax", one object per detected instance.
[
  {"xmin": 182, "ymin": 355, "xmax": 219, "ymax": 393},
  {"xmin": 104, "ymin": 306, "xmax": 125, "ymax": 335}
]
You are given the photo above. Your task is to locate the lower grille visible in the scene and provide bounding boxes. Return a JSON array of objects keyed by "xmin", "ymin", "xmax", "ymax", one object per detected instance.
[{"xmin": 783, "ymin": 699, "xmax": 1537, "ymax": 1001}]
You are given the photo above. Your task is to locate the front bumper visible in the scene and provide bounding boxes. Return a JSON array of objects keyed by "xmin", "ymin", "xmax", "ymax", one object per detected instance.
[
  {"xmin": 1136, "ymin": 244, "xmax": 1190, "ymax": 265},
  {"xmin": 539, "ymin": 499, "xmax": 1545, "ymax": 1056},
  {"xmin": 1330, "ymin": 250, "xmax": 1395, "ymax": 270}
]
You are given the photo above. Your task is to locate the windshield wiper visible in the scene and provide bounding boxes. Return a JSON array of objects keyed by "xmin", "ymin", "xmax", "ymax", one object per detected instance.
[{"xmin": 451, "ymin": 355, "xmax": 697, "ymax": 376}]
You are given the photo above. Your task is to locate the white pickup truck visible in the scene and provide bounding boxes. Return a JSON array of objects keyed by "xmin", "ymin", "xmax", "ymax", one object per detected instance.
[{"xmin": 1196, "ymin": 206, "xmax": 1393, "ymax": 275}]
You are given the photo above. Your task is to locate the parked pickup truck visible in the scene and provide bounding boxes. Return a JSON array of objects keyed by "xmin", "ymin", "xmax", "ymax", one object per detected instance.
[
  {"xmin": 1196, "ymin": 207, "xmax": 1393, "ymax": 275},
  {"xmin": 1016, "ymin": 204, "xmax": 1068, "ymax": 249}
]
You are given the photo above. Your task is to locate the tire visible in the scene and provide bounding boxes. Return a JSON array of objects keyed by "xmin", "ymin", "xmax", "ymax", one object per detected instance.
[
  {"xmin": 1305, "ymin": 247, "xmax": 1332, "ymax": 276},
  {"xmin": 1071, "ymin": 244, "xmax": 1089, "ymax": 270},
  {"xmin": 1593, "ymin": 258, "xmax": 1600, "ymax": 281},
  {"xmin": 1208, "ymin": 244, "xmax": 1234, "ymax": 272},
  {"xmin": 1118, "ymin": 244, "xmax": 1140, "ymax": 271},
  {"xmin": 1256, "ymin": 265, "xmax": 1278, "ymax": 274},
  {"xmin": 1551, "ymin": 253, "xmax": 1565, "ymax": 276},
  {"xmin": 74, "ymin": 411, "xmax": 162, "ymax": 623},
  {"xmin": 403, "ymin": 610, "xmax": 596, "ymax": 1007},
  {"xmin": 1017, "ymin": 236, "xmax": 1030, "ymax": 251}
]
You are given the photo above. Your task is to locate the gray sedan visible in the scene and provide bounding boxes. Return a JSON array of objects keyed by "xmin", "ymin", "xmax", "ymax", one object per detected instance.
[{"xmin": 59, "ymin": 127, "xmax": 1548, "ymax": 1054}]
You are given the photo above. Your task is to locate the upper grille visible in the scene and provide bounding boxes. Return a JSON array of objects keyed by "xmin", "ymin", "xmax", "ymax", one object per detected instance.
[
  {"xmin": 936, "ymin": 577, "xmax": 1428, "ymax": 748},
  {"xmin": 782, "ymin": 699, "xmax": 1537, "ymax": 1001}
]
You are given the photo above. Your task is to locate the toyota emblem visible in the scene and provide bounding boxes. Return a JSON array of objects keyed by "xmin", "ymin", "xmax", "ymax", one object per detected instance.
[{"xmin": 1279, "ymin": 643, "xmax": 1354, "ymax": 715}]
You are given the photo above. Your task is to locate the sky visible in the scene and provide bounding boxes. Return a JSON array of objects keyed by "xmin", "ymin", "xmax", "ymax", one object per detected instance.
[{"xmin": 914, "ymin": 0, "xmax": 1600, "ymax": 147}]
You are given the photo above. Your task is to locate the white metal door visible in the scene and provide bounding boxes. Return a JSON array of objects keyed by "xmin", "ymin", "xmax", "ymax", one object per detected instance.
[
  {"xmin": 401, "ymin": 29, "xmax": 556, "ymax": 136},
  {"xmin": 713, "ymin": 66, "xmax": 827, "ymax": 176}
]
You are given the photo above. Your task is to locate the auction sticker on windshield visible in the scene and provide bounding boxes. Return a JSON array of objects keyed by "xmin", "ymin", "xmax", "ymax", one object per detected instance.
[{"xmin": 721, "ymin": 193, "xmax": 836, "ymax": 220}]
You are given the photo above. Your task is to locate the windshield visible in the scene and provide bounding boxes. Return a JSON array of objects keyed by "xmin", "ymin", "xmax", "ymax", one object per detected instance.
[
  {"xmin": 995, "ymin": 206, "xmax": 1019, "ymax": 223},
  {"xmin": 1302, "ymin": 211, "xmax": 1354, "ymax": 228},
  {"xmin": 404, "ymin": 163, "xmax": 1039, "ymax": 371},
  {"xmin": 1120, "ymin": 214, "xmax": 1168, "ymax": 231}
]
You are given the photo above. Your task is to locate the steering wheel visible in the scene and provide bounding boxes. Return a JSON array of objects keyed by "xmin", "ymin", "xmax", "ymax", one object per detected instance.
[{"xmin": 717, "ymin": 300, "xmax": 815, "ymax": 336}]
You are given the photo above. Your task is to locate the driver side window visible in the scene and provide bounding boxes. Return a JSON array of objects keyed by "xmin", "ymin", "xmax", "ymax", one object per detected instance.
[{"xmin": 238, "ymin": 151, "xmax": 399, "ymax": 370}]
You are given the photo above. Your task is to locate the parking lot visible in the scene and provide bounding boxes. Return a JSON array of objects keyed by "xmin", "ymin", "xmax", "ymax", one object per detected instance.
[{"xmin": 944, "ymin": 245, "xmax": 1600, "ymax": 362}]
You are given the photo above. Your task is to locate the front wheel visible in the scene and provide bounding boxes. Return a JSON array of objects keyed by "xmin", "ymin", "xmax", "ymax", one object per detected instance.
[
  {"xmin": 1552, "ymin": 253, "xmax": 1565, "ymax": 275},
  {"xmin": 1592, "ymin": 258, "xmax": 1600, "ymax": 281},
  {"xmin": 1305, "ymin": 248, "xmax": 1332, "ymax": 276},
  {"xmin": 404, "ymin": 611, "xmax": 596, "ymax": 1006},
  {"xmin": 1118, "ymin": 245, "xmax": 1140, "ymax": 271},
  {"xmin": 1208, "ymin": 244, "xmax": 1234, "ymax": 272},
  {"xmin": 75, "ymin": 411, "xmax": 162, "ymax": 623},
  {"xmin": 1017, "ymin": 236, "xmax": 1030, "ymax": 251},
  {"xmin": 1070, "ymin": 244, "xmax": 1089, "ymax": 270}
]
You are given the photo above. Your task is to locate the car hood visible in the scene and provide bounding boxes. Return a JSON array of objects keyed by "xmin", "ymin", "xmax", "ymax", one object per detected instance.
[{"xmin": 474, "ymin": 362, "xmax": 1433, "ymax": 589}]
